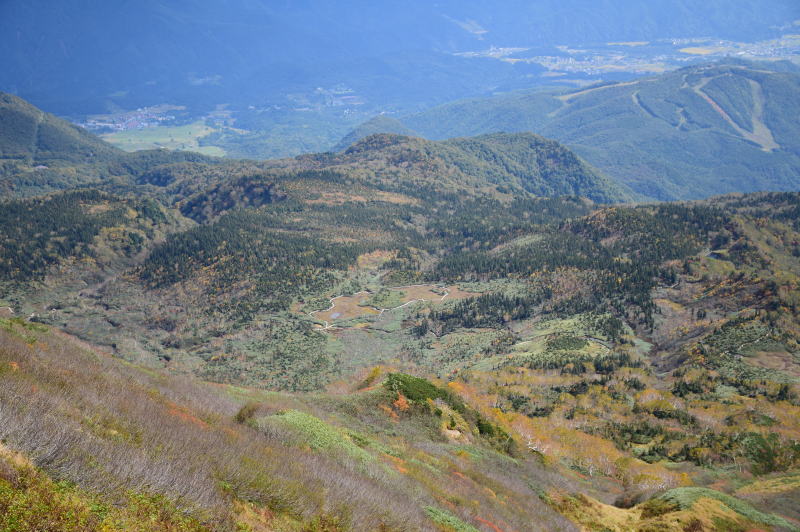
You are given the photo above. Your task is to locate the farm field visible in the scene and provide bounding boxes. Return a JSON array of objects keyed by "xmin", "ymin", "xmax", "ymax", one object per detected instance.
[{"xmin": 102, "ymin": 121, "xmax": 225, "ymax": 156}]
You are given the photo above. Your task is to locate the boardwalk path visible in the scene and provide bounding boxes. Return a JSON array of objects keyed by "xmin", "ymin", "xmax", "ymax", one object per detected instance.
[{"xmin": 308, "ymin": 284, "xmax": 456, "ymax": 330}]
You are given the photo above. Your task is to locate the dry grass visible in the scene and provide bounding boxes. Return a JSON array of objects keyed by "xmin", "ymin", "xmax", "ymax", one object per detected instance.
[
  {"xmin": 305, "ymin": 191, "xmax": 370, "ymax": 205},
  {"xmin": 549, "ymin": 491, "xmax": 777, "ymax": 532},
  {"xmin": 357, "ymin": 250, "xmax": 397, "ymax": 269},
  {"xmin": 0, "ymin": 317, "xmax": 670, "ymax": 531},
  {"xmin": 735, "ymin": 474, "xmax": 800, "ymax": 496},
  {"xmin": 374, "ymin": 191, "xmax": 417, "ymax": 205},
  {"xmin": 304, "ymin": 190, "xmax": 416, "ymax": 206},
  {"xmin": 394, "ymin": 285, "xmax": 446, "ymax": 303},
  {"xmin": 312, "ymin": 292, "xmax": 381, "ymax": 322},
  {"xmin": 0, "ymin": 320, "xmax": 430, "ymax": 530}
]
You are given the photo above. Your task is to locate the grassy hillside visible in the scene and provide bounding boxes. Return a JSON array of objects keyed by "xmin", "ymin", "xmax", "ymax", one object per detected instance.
[
  {"xmin": 2, "ymin": 307, "xmax": 797, "ymax": 530},
  {"xmin": 403, "ymin": 60, "xmax": 800, "ymax": 201},
  {"xmin": 1, "ymin": 94, "xmax": 800, "ymax": 531},
  {"xmin": 0, "ymin": 318, "xmax": 584, "ymax": 530}
]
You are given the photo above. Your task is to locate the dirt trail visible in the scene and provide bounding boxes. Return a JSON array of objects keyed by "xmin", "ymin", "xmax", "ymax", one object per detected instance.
[
  {"xmin": 693, "ymin": 75, "xmax": 778, "ymax": 152},
  {"xmin": 631, "ymin": 90, "xmax": 657, "ymax": 120},
  {"xmin": 29, "ymin": 112, "xmax": 44, "ymax": 160},
  {"xmin": 557, "ymin": 80, "xmax": 639, "ymax": 102},
  {"xmin": 745, "ymin": 78, "xmax": 779, "ymax": 151}
]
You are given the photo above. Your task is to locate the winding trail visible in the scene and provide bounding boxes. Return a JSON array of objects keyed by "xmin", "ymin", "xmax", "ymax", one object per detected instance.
[
  {"xmin": 631, "ymin": 90, "xmax": 657, "ymax": 120},
  {"xmin": 692, "ymin": 74, "xmax": 778, "ymax": 152},
  {"xmin": 29, "ymin": 112, "xmax": 44, "ymax": 161},
  {"xmin": 557, "ymin": 80, "xmax": 639, "ymax": 102}
]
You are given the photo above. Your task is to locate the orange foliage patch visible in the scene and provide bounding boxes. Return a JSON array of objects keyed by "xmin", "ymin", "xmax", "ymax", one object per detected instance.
[
  {"xmin": 379, "ymin": 403, "xmax": 399, "ymax": 420},
  {"xmin": 383, "ymin": 453, "xmax": 408, "ymax": 474},
  {"xmin": 474, "ymin": 516, "xmax": 505, "ymax": 532},
  {"xmin": 165, "ymin": 402, "xmax": 209, "ymax": 428},
  {"xmin": 393, "ymin": 393, "xmax": 410, "ymax": 411}
]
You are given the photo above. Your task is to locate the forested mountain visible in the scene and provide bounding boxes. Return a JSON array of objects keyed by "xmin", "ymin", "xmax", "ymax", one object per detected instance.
[
  {"xmin": 276, "ymin": 132, "xmax": 630, "ymax": 203},
  {"xmin": 1, "ymin": 91, "xmax": 800, "ymax": 530},
  {"xmin": 399, "ymin": 61, "xmax": 800, "ymax": 200},
  {"xmin": 0, "ymin": 92, "xmax": 222, "ymax": 197},
  {"xmin": 0, "ymin": 94, "xmax": 626, "ymax": 203},
  {"xmin": 0, "ymin": 92, "xmax": 118, "ymax": 162}
]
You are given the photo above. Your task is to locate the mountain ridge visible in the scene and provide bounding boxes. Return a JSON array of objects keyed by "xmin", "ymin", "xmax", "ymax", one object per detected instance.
[
  {"xmin": 395, "ymin": 60, "xmax": 800, "ymax": 200},
  {"xmin": 0, "ymin": 92, "xmax": 120, "ymax": 163}
]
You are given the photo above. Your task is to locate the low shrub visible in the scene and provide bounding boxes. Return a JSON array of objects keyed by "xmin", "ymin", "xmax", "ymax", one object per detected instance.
[
  {"xmin": 656, "ymin": 487, "xmax": 795, "ymax": 530},
  {"xmin": 423, "ymin": 506, "xmax": 479, "ymax": 532}
]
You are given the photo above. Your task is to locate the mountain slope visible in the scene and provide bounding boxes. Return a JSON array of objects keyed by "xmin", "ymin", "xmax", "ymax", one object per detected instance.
[
  {"xmin": 0, "ymin": 318, "xmax": 583, "ymax": 530},
  {"xmin": 404, "ymin": 61, "xmax": 800, "ymax": 200},
  {"xmin": 332, "ymin": 115, "xmax": 418, "ymax": 152},
  {"xmin": 0, "ymin": 93, "xmax": 225, "ymax": 197},
  {"xmin": 2, "ymin": 190, "xmax": 800, "ymax": 531},
  {"xmin": 439, "ymin": 132, "xmax": 630, "ymax": 202},
  {"xmin": 0, "ymin": 92, "xmax": 119, "ymax": 163},
  {"xmin": 285, "ymin": 132, "xmax": 631, "ymax": 203}
]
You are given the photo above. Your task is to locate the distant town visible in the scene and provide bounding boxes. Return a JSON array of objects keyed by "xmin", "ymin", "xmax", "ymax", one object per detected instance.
[
  {"xmin": 459, "ymin": 34, "xmax": 800, "ymax": 77},
  {"xmin": 74, "ymin": 104, "xmax": 184, "ymax": 132}
]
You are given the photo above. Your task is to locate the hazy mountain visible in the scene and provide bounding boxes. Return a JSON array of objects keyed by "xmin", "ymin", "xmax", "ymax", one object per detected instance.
[
  {"xmin": 0, "ymin": 92, "xmax": 119, "ymax": 163},
  {"xmin": 1, "ymin": 1, "xmax": 797, "ymax": 114},
  {"xmin": 332, "ymin": 115, "xmax": 418, "ymax": 152},
  {"xmin": 0, "ymin": 93, "xmax": 626, "ymax": 204},
  {"xmin": 403, "ymin": 60, "xmax": 800, "ymax": 200},
  {"xmin": 0, "ymin": 92, "xmax": 225, "ymax": 197}
]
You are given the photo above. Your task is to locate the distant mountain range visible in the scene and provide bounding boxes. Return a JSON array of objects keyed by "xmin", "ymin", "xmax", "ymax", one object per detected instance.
[
  {"xmin": 0, "ymin": 92, "xmax": 626, "ymax": 203},
  {"xmin": 334, "ymin": 60, "xmax": 800, "ymax": 200},
  {"xmin": 1, "ymin": 1, "xmax": 797, "ymax": 114}
]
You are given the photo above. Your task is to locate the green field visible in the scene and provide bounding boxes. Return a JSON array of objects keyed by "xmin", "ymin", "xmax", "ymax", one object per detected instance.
[{"xmin": 102, "ymin": 121, "xmax": 225, "ymax": 156}]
